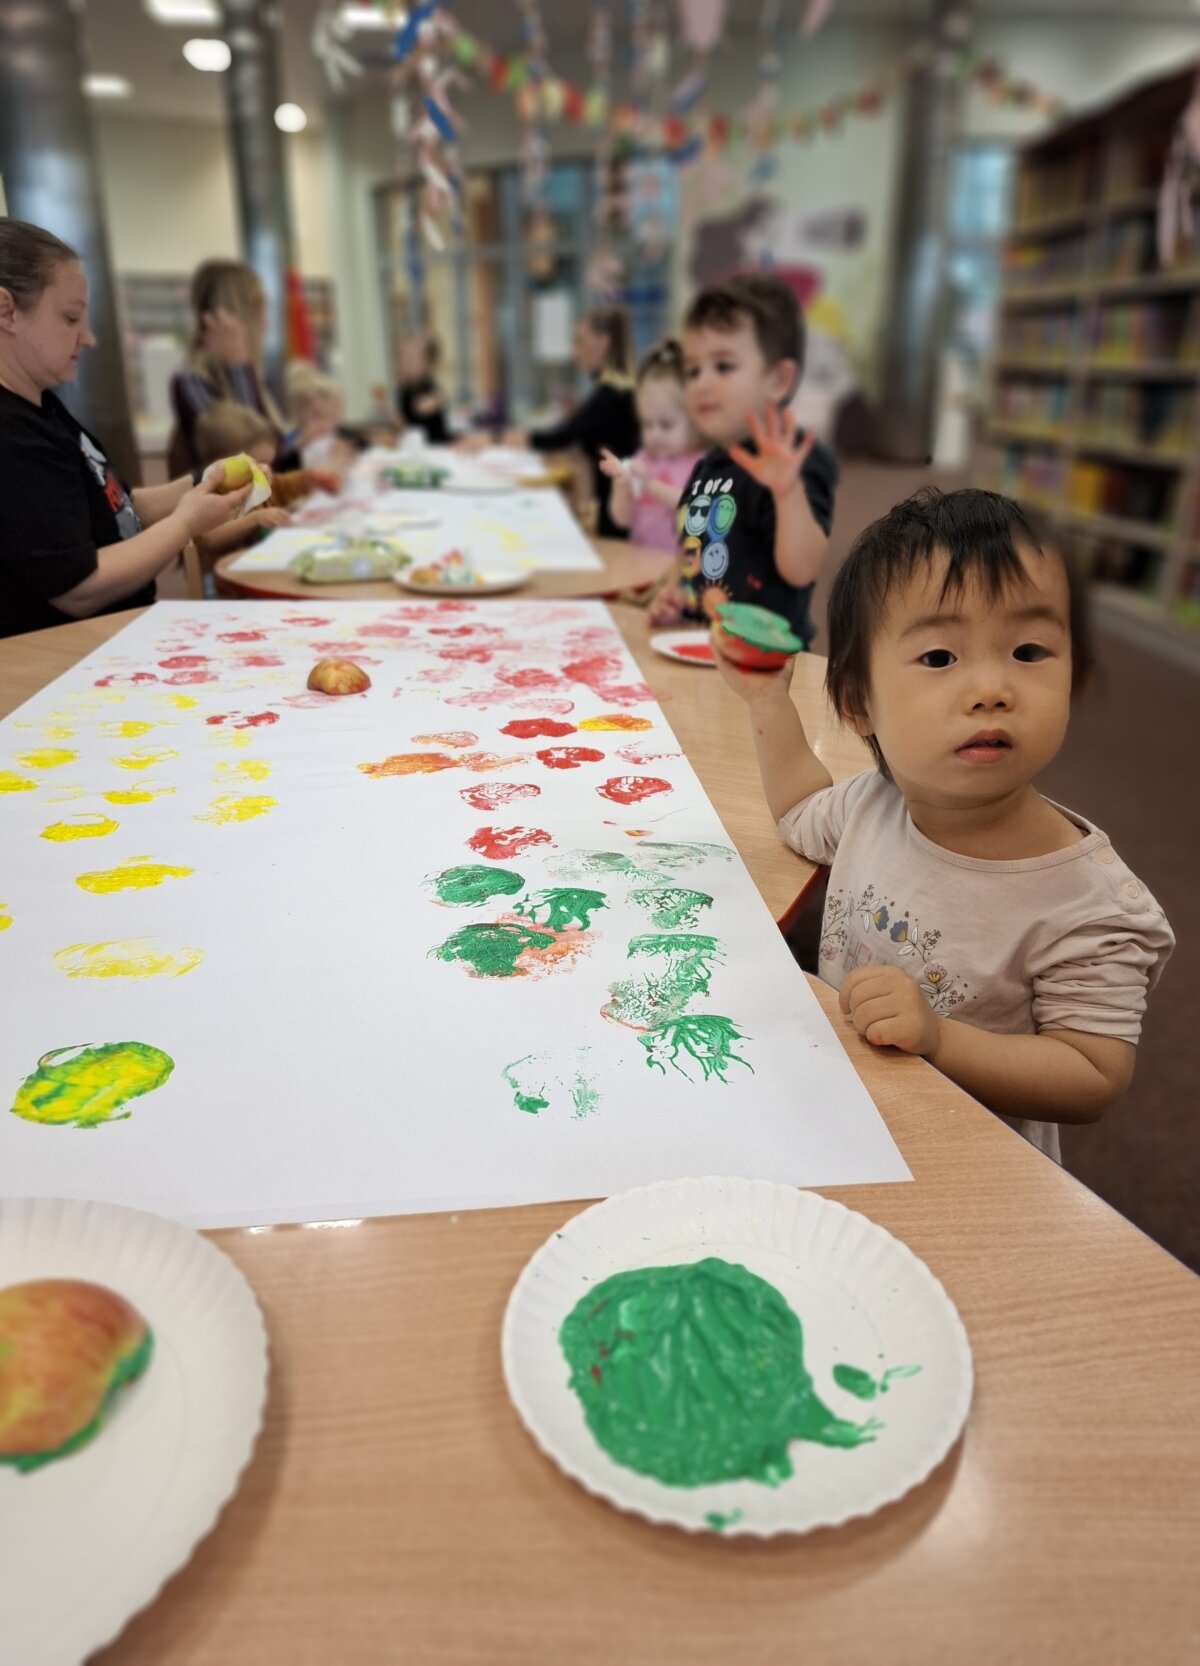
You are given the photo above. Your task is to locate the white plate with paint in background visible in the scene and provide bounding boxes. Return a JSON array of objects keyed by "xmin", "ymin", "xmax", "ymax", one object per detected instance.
[
  {"xmin": 394, "ymin": 569, "xmax": 532, "ymax": 597},
  {"xmin": 0, "ymin": 1196, "xmax": 268, "ymax": 1666},
  {"xmin": 502, "ymin": 1176, "xmax": 972, "ymax": 1537},
  {"xmin": 649, "ymin": 630, "xmax": 716, "ymax": 667}
]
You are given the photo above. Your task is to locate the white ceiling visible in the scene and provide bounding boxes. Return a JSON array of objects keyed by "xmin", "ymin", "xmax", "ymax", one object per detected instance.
[{"xmin": 79, "ymin": 0, "xmax": 1200, "ymax": 127}]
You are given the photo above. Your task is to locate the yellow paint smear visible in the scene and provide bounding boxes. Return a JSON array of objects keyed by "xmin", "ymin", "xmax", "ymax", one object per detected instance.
[
  {"xmin": 39, "ymin": 725, "xmax": 76, "ymax": 741},
  {"xmin": 102, "ymin": 785, "xmax": 177, "ymax": 806},
  {"xmin": 577, "ymin": 715, "xmax": 654, "ymax": 733},
  {"xmin": 100, "ymin": 720, "xmax": 156, "ymax": 739},
  {"xmin": 112, "ymin": 749, "xmax": 180, "ymax": 771},
  {"xmin": 41, "ymin": 815, "xmax": 119, "ymax": 842},
  {"xmin": 0, "ymin": 906, "xmax": 11, "ymax": 932},
  {"xmin": 0, "ymin": 771, "xmax": 37, "ymax": 794},
  {"xmin": 152, "ymin": 693, "xmax": 198, "ymax": 710},
  {"xmin": 206, "ymin": 728, "xmax": 252, "ymax": 751},
  {"xmin": 52, "ymin": 937, "xmax": 203, "ymax": 981},
  {"xmin": 196, "ymin": 794, "xmax": 276, "ymax": 825},
  {"xmin": 213, "ymin": 758, "xmax": 271, "ymax": 784},
  {"xmin": 44, "ymin": 785, "xmax": 87, "ymax": 803},
  {"xmin": 15, "ymin": 748, "xmax": 76, "ymax": 769},
  {"xmin": 75, "ymin": 857, "xmax": 193, "ymax": 894}
]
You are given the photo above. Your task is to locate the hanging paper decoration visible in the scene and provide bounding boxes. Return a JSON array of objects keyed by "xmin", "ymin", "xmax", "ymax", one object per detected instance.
[
  {"xmin": 311, "ymin": 1, "xmax": 365, "ymax": 92},
  {"xmin": 675, "ymin": 0, "xmax": 726, "ymax": 54},
  {"xmin": 514, "ymin": 0, "xmax": 553, "ymax": 211},
  {"xmin": 745, "ymin": 0, "xmax": 784, "ymax": 186},
  {"xmin": 799, "ymin": 0, "xmax": 834, "ymax": 39},
  {"xmin": 390, "ymin": 0, "xmax": 468, "ymax": 250}
]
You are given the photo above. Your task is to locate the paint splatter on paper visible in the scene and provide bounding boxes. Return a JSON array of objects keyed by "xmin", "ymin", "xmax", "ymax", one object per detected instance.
[
  {"xmin": 52, "ymin": 939, "xmax": 203, "ymax": 981},
  {"xmin": 41, "ymin": 815, "xmax": 119, "ymax": 843},
  {"xmin": 196, "ymin": 794, "xmax": 277, "ymax": 825},
  {"xmin": 514, "ymin": 888, "xmax": 608, "ymax": 932},
  {"xmin": 597, "ymin": 776, "xmax": 672, "ymax": 805},
  {"xmin": 536, "ymin": 747, "xmax": 605, "ymax": 771},
  {"xmin": 577, "ymin": 715, "xmax": 652, "ymax": 733},
  {"xmin": 412, "ymin": 730, "xmax": 478, "ymax": 748},
  {"xmin": 0, "ymin": 772, "xmax": 37, "ymax": 794},
  {"xmin": 832, "ymin": 1363, "xmax": 922, "ymax": 1401},
  {"xmin": 500, "ymin": 718, "xmax": 576, "ymax": 740},
  {"xmin": 639, "ymin": 1015, "xmax": 753, "ymax": 1083},
  {"xmin": 630, "ymin": 888, "xmax": 714, "ymax": 930},
  {"xmin": 501, "ymin": 1049, "xmax": 600, "ymax": 1118},
  {"xmin": 467, "ymin": 826, "xmax": 554, "ymax": 861},
  {"xmin": 428, "ymin": 865, "xmax": 525, "ymax": 907},
  {"xmin": 10, "ymin": 1042, "xmax": 175, "ymax": 1129},
  {"xmin": 102, "ymin": 786, "xmax": 176, "ymax": 806},
  {"xmin": 112, "ymin": 749, "xmax": 179, "ymax": 772},
  {"xmin": 75, "ymin": 858, "xmax": 193, "ymax": 895},
  {"xmin": 358, "ymin": 752, "xmax": 460, "ymax": 779},
  {"xmin": 430, "ymin": 919, "xmax": 587, "ymax": 980},
  {"xmin": 459, "ymin": 781, "xmax": 541, "ymax": 812},
  {"xmin": 14, "ymin": 749, "xmax": 76, "ymax": 770}
]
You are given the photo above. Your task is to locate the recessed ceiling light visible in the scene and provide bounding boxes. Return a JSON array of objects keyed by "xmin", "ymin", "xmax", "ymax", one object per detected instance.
[
  {"xmin": 274, "ymin": 102, "xmax": 308, "ymax": 133},
  {"xmin": 83, "ymin": 73, "xmax": 134, "ymax": 99},
  {"xmin": 145, "ymin": 0, "xmax": 221, "ymax": 24},
  {"xmin": 339, "ymin": 3, "xmax": 395, "ymax": 30},
  {"xmin": 182, "ymin": 37, "xmax": 232, "ymax": 72}
]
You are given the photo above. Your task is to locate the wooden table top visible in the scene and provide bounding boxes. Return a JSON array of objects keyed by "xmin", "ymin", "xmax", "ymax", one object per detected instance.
[
  {"xmin": 215, "ymin": 536, "xmax": 670, "ymax": 603},
  {"xmin": 2, "ymin": 608, "xmax": 1197, "ymax": 1666}
]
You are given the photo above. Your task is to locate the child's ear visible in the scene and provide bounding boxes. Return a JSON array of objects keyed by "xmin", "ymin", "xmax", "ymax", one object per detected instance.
[
  {"xmin": 0, "ymin": 287, "xmax": 17, "ymax": 331},
  {"xmin": 768, "ymin": 356, "xmax": 799, "ymax": 405}
]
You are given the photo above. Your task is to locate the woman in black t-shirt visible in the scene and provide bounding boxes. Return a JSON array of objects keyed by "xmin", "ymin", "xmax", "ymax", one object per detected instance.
[
  {"xmin": 396, "ymin": 330, "xmax": 452, "ymax": 445},
  {"xmin": 0, "ymin": 220, "xmax": 249, "ymax": 639},
  {"xmin": 507, "ymin": 307, "xmax": 640, "ymax": 539}
]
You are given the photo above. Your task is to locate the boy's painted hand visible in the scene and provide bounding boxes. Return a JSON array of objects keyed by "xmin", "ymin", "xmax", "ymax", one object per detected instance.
[
  {"xmin": 712, "ymin": 636, "xmax": 796, "ymax": 703},
  {"xmin": 839, "ymin": 965, "xmax": 941, "ymax": 1056},
  {"xmin": 649, "ymin": 584, "xmax": 686, "ymax": 627},
  {"xmin": 728, "ymin": 405, "xmax": 815, "ymax": 499}
]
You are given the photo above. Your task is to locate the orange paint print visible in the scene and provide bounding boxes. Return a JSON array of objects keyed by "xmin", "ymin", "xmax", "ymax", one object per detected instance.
[
  {"xmin": 357, "ymin": 752, "xmax": 460, "ymax": 779},
  {"xmin": 577, "ymin": 715, "xmax": 653, "ymax": 733},
  {"xmin": 411, "ymin": 731, "xmax": 478, "ymax": 748}
]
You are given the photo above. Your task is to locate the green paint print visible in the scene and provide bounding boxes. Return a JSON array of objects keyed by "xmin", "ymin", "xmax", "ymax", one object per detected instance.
[
  {"xmin": 430, "ymin": 921, "xmax": 557, "ymax": 979},
  {"xmin": 832, "ymin": 1362, "xmax": 923, "ymax": 1401},
  {"xmin": 605, "ymin": 938, "xmax": 724, "ymax": 1033},
  {"xmin": 514, "ymin": 887, "xmax": 607, "ymax": 932},
  {"xmin": 628, "ymin": 933, "xmax": 722, "ymax": 992},
  {"xmin": 631, "ymin": 841, "xmax": 734, "ymax": 872},
  {"xmin": 429, "ymin": 864, "xmax": 524, "ymax": 906},
  {"xmin": 559, "ymin": 1258, "xmax": 878, "ymax": 1489},
  {"xmin": 705, "ymin": 1510, "xmax": 744, "ymax": 1533},
  {"xmin": 10, "ymin": 1041, "xmax": 175, "ymax": 1129},
  {"xmin": 502, "ymin": 1049, "xmax": 600, "ymax": 1118},
  {"xmin": 639, "ymin": 1015, "xmax": 753, "ymax": 1084},
  {"xmin": 629, "ymin": 887, "xmax": 713, "ymax": 930},
  {"xmin": 549, "ymin": 843, "xmax": 732, "ymax": 885}
]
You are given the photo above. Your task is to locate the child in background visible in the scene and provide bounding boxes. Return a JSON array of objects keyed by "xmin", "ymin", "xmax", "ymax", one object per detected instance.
[
  {"xmin": 598, "ymin": 339, "xmax": 703, "ymax": 553},
  {"xmin": 651, "ymin": 273, "xmax": 837, "ymax": 641},
  {"xmin": 396, "ymin": 330, "xmax": 451, "ymax": 445},
  {"xmin": 192, "ymin": 402, "xmax": 338, "ymax": 558},
  {"xmin": 715, "ymin": 486, "xmax": 1174, "ymax": 1160},
  {"xmin": 286, "ymin": 364, "xmax": 350, "ymax": 471}
]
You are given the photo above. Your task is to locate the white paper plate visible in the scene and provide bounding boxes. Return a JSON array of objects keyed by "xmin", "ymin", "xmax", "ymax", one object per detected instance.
[
  {"xmin": 503, "ymin": 1177, "xmax": 972, "ymax": 1537},
  {"xmin": 394, "ymin": 569, "xmax": 531, "ymax": 596},
  {"xmin": 0, "ymin": 1197, "xmax": 269, "ymax": 1666},
  {"xmin": 649, "ymin": 629, "xmax": 716, "ymax": 667}
]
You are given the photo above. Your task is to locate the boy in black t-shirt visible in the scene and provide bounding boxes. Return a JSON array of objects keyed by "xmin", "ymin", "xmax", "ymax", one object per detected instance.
[{"xmin": 650, "ymin": 274, "xmax": 838, "ymax": 644}]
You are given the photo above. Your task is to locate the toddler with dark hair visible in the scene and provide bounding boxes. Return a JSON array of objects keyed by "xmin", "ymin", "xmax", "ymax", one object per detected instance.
[
  {"xmin": 716, "ymin": 486, "xmax": 1173, "ymax": 1159},
  {"xmin": 651, "ymin": 272, "xmax": 838, "ymax": 643}
]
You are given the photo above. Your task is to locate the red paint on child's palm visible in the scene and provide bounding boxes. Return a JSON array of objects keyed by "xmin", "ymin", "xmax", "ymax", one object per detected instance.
[
  {"xmin": 501, "ymin": 718, "xmax": 576, "ymax": 739},
  {"xmin": 536, "ymin": 746, "xmax": 606, "ymax": 770},
  {"xmin": 597, "ymin": 775, "xmax": 672, "ymax": 804},
  {"xmin": 466, "ymin": 825, "xmax": 554, "ymax": 860},
  {"xmin": 460, "ymin": 781, "xmax": 542, "ymax": 811}
]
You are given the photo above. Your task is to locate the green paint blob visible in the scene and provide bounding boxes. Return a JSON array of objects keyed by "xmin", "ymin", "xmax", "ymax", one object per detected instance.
[
  {"xmin": 430, "ymin": 864, "xmax": 524, "ymax": 906},
  {"xmin": 10, "ymin": 1042, "xmax": 175, "ymax": 1129},
  {"xmin": 639, "ymin": 1014, "xmax": 753, "ymax": 1083},
  {"xmin": 559, "ymin": 1258, "xmax": 878, "ymax": 1488},
  {"xmin": 705, "ymin": 1509, "xmax": 743, "ymax": 1532},
  {"xmin": 502, "ymin": 1049, "xmax": 600, "ymax": 1118},
  {"xmin": 515, "ymin": 887, "xmax": 607, "ymax": 931},
  {"xmin": 1, "ymin": 1327, "xmax": 154, "ymax": 1473},
  {"xmin": 629, "ymin": 887, "xmax": 714, "ymax": 930},
  {"xmin": 431, "ymin": 921, "xmax": 556, "ymax": 978},
  {"xmin": 832, "ymin": 1364, "xmax": 879, "ymax": 1400},
  {"xmin": 713, "ymin": 602, "xmax": 805, "ymax": 655}
]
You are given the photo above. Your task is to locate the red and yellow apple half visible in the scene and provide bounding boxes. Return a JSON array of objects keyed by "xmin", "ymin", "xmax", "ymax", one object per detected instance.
[{"xmin": 307, "ymin": 659, "xmax": 371, "ymax": 695}]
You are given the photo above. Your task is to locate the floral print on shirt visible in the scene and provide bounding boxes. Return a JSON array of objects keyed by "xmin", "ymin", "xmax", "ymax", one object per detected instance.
[{"xmin": 821, "ymin": 882, "xmax": 970, "ymax": 1016}]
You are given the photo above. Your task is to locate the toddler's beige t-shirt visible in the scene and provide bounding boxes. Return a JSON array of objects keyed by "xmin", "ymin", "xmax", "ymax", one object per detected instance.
[{"xmin": 779, "ymin": 771, "xmax": 1175, "ymax": 1161}]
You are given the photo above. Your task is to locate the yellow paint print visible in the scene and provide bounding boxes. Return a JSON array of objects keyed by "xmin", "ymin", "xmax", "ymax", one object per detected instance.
[
  {"xmin": 0, "ymin": 905, "xmax": 11, "ymax": 932},
  {"xmin": 206, "ymin": 728, "xmax": 251, "ymax": 751},
  {"xmin": 44, "ymin": 784, "xmax": 87, "ymax": 804},
  {"xmin": 41, "ymin": 815, "xmax": 119, "ymax": 842},
  {"xmin": 577, "ymin": 715, "xmax": 654, "ymax": 733},
  {"xmin": 196, "ymin": 794, "xmax": 276, "ymax": 825},
  {"xmin": 40, "ymin": 725, "xmax": 76, "ymax": 741},
  {"xmin": 0, "ymin": 771, "xmax": 37, "ymax": 794},
  {"xmin": 113, "ymin": 748, "xmax": 180, "ymax": 771},
  {"xmin": 156, "ymin": 693, "xmax": 198, "ymax": 710},
  {"xmin": 102, "ymin": 785, "xmax": 176, "ymax": 806},
  {"xmin": 52, "ymin": 938, "xmax": 203, "ymax": 981},
  {"xmin": 75, "ymin": 857, "xmax": 193, "ymax": 894},
  {"xmin": 15, "ymin": 748, "xmax": 76, "ymax": 769},
  {"xmin": 100, "ymin": 720, "xmax": 156, "ymax": 739},
  {"xmin": 213, "ymin": 757, "xmax": 271, "ymax": 784}
]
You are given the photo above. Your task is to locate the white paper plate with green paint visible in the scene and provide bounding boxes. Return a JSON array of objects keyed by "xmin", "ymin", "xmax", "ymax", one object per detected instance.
[
  {"xmin": 502, "ymin": 1176, "xmax": 972, "ymax": 1536},
  {"xmin": 0, "ymin": 1196, "xmax": 268, "ymax": 1666}
]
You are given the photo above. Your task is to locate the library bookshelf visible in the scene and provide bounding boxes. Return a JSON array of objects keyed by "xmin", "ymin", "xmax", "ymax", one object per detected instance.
[{"xmin": 980, "ymin": 61, "xmax": 1200, "ymax": 660}]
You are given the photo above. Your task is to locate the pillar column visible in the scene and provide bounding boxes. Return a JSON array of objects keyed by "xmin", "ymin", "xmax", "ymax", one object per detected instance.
[
  {"xmin": 0, "ymin": 0, "xmax": 140, "ymax": 484},
  {"xmin": 221, "ymin": 0, "xmax": 295, "ymax": 394},
  {"xmin": 876, "ymin": 0, "xmax": 966, "ymax": 463}
]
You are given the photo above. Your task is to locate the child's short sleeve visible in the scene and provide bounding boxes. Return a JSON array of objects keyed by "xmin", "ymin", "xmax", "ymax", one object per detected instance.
[
  {"xmin": 1031, "ymin": 895, "xmax": 1175, "ymax": 1043},
  {"xmin": 799, "ymin": 439, "xmax": 838, "ymax": 535},
  {"xmin": 777, "ymin": 769, "xmax": 877, "ymax": 865}
]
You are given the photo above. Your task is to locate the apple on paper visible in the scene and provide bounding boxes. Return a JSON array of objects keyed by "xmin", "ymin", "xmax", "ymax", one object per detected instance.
[{"xmin": 307, "ymin": 659, "xmax": 371, "ymax": 696}]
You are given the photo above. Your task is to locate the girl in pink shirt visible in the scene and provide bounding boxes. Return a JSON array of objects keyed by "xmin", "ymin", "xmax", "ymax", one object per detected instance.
[{"xmin": 600, "ymin": 339, "xmax": 702, "ymax": 552}]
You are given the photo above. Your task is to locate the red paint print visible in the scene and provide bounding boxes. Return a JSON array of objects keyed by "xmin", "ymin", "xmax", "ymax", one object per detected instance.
[
  {"xmin": 429, "ymin": 624, "xmax": 483, "ymax": 639},
  {"xmin": 438, "ymin": 644, "xmax": 493, "ymax": 664},
  {"xmin": 234, "ymin": 653, "xmax": 284, "ymax": 668},
  {"xmin": 467, "ymin": 825, "xmax": 554, "ymax": 861},
  {"xmin": 218, "ymin": 630, "xmax": 266, "ymax": 643},
  {"xmin": 561, "ymin": 652, "xmax": 653, "ymax": 708},
  {"xmin": 412, "ymin": 730, "xmax": 478, "ymax": 748},
  {"xmin": 358, "ymin": 623, "xmax": 412, "ymax": 640},
  {"xmin": 501, "ymin": 718, "xmax": 576, "ymax": 739},
  {"xmin": 163, "ymin": 669, "xmax": 218, "ymax": 686},
  {"xmin": 597, "ymin": 775, "xmax": 672, "ymax": 805},
  {"xmin": 446, "ymin": 688, "xmax": 575, "ymax": 715},
  {"xmin": 674, "ymin": 641, "xmax": 715, "ymax": 663},
  {"xmin": 158, "ymin": 654, "xmax": 210, "ymax": 670},
  {"xmin": 283, "ymin": 615, "xmax": 332, "ymax": 626},
  {"xmin": 206, "ymin": 710, "xmax": 279, "ymax": 730},
  {"xmin": 458, "ymin": 751, "xmax": 528, "ymax": 773},
  {"xmin": 95, "ymin": 671, "xmax": 158, "ymax": 688},
  {"xmin": 460, "ymin": 781, "xmax": 541, "ymax": 811},
  {"xmin": 536, "ymin": 746, "xmax": 606, "ymax": 771},
  {"xmin": 498, "ymin": 667, "xmax": 563, "ymax": 690},
  {"xmin": 618, "ymin": 742, "xmax": 683, "ymax": 765}
]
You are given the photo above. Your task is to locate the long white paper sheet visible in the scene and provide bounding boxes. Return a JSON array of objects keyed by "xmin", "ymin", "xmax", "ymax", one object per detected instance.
[
  {"xmin": 0, "ymin": 602, "xmax": 908, "ymax": 1227},
  {"xmin": 228, "ymin": 489, "xmax": 604, "ymax": 576}
]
